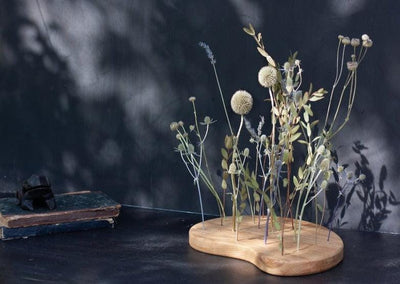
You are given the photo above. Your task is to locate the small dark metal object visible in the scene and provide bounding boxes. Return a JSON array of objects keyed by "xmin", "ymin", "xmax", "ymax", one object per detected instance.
[{"xmin": 16, "ymin": 175, "xmax": 56, "ymax": 211}]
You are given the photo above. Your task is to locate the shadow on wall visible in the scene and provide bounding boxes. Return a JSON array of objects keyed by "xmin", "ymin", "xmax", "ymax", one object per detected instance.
[
  {"xmin": 0, "ymin": 1, "xmax": 170, "ymax": 206},
  {"xmin": 326, "ymin": 141, "xmax": 400, "ymax": 232}
]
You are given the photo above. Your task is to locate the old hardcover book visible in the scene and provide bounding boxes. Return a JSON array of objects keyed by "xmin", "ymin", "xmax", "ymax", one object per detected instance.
[
  {"xmin": 1, "ymin": 218, "xmax": 114, "ymax": 240},
  {"xmin": 0, "ymin": 191, "xmax": 121, "ymax": 228}
]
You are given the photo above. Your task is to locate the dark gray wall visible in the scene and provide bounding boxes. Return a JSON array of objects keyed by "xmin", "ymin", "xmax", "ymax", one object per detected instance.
[{"xmin": 0, "ymin": 0, "xmax": 399, "ymax": 233}]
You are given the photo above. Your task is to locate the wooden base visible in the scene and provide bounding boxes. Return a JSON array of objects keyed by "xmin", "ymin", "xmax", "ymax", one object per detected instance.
[{"xmin": 189, "ymin": 216, "xmax": 343, "ymax": 276}]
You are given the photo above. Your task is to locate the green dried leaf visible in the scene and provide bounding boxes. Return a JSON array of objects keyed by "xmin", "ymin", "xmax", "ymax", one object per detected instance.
[
  {"xmin": 297, "ymin": 139, "xmax": 308, "ymax": 145},
  {"xmin": 303, "ymin": 111, "xmax": 309, "ymax": 123},
  {"xmin": 309, "ymin": 96, "xmax": 324, "ymax": 102},
  {"xmin": 293, "ymin": 176, "xmax": 299, "ymax": 188},
  {"xmin": 290, "ymin": 132, "xmax": 302, "ymax": 142},
  {"xmin": 221, "ymin": 148, "xmax": 228, "ymax": 160},
  {"xmin": 298, "ymin": 167, "xmax": 303, "ymax": 179},
  {"xmin": 290, "ymin": 124, "xmax": 300, "ymax": 135},
  {"xmin": 243, "ymin": 24, "xmax": 255, "ymax": 36},
  {"xmin": 306, "ymin": 123, "xmax": 312, "ymax": 137},
  {"xmin": 221, "ymin": 159, "xmax": 228, "ymax": 170},
  {"xmin": 304, "ymin": 104, "xmax": 313, "ymax": 116}
]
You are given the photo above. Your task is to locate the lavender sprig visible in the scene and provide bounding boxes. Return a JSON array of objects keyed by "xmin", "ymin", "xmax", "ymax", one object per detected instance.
[{"xmin": 199, "ymin": 42, "xmax": 216, "ymax": 64}]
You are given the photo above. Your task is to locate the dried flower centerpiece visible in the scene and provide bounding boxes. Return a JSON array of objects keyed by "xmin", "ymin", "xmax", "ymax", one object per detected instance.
[{"xmin": 170, "ymin": 25, "xmax": 372, "ymax": 276}]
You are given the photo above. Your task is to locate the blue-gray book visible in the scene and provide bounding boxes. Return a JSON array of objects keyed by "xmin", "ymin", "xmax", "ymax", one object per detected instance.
[{"xmin": 1, "ymin": 218, "xmax": 114, "ymax": 240}]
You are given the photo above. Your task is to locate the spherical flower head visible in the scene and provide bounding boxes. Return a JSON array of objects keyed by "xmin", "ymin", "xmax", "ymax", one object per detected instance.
[
  {"xmin": 230, "ymin": 90, "xmax": 253, "ymax": 115},
  {"xmin": 258, "ymin": 66, "xmax": 277, "ymax": 88}
]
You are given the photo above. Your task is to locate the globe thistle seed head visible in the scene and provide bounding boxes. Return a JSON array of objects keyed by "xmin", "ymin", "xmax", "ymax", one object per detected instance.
[
  {"xmin": 230, "ymin": 90, "xmax": 253, "ymax": 115},
  {"xmin": 258, "ymin": 66, "xmax": 278, "ymax": 88},
  {"xmin": 351, "ymin": 38, "xmax": 360, "ymax": 47}
]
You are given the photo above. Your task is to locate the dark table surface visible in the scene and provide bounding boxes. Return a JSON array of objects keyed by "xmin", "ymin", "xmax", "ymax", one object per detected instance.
[{"xmin": 0, "ymin": 206, "xmax": 399, "ymax": 283}]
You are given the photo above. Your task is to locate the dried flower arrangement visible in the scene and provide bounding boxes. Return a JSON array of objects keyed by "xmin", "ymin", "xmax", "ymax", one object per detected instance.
[{"xmin": 170, "ymin": 24, "xmax": 372, "ymax": 255}]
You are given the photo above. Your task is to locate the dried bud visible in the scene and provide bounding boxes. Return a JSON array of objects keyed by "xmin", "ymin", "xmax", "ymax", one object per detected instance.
[
  {"xmin": 359, "ymin": 174, "xmax": 366, "ymax": 181},
  {"xmin": 204, "ymin": 116, "xmax": 211, "ymax": 124},
  {"xmin": 361, "ymin": 34, "xmax": 369, "ymax": 41},
  {"xmin": 320, "ymin": 180, "xmax": 328, "ymax": 190},
  {"xmin": 221, "ymin": 179, "xmax": 228, "ymax": 190},
  {"xmin": 258, "ymin": 66, "xmax": 278, "ymax": 88},
  {"xmin": 170, "ymin": 122, "xmax": 179, "ymax": 131},
  {"xmin": 224, "ymin": 135, "xmax": 233, "ymax": 149},
  {"xmin": 178, "ymin": 121, "xmax": 184, "ymax": 127},
  {"xmin": 283, "ymin": 62, "xmax": 291, "ymax": 72},
  {"xmin": 351, "ymin": 38, "xmax": 360, "ymax": 47},
  {"xmin": 342, "ymin": 37, "xmax": 351, "ymax": 45},
  {"xmin": 337, "ymin": 165, "xmax": 344, "ymax": 173},
  {"xmin": 189, "ymin": 125, "xmax": 195, "ymax": 131},
  {"xmin": 294, "ymin": 59, "xmax": 300, "ymax": 66},
  {"xmin": 346, "ymin": 171, "xmax": 354, "ymax": 180},
  {"xmin": 319, "ymin": 158, "xmax": 330, "ymax": 171},
  {"xmin": 231, "ymin": 90, "xmax": 253, "ymax": 115},
  {"xmin": 243, "ymin": 148, "xmax": 250, "ymax": 157},
  {"xmin": 347, "ymin": 61, "xmax": 358, "ymax": 71},
  {"xmin": 188, "ymin": 96, "xmax": 196, "ymax": 102},
  {"xmin": 228, "ymin": 163, "xmax": 237, "ymax": 174},
  {"xmin": 317, "ymin": 145, "xmax": 325, "ymax": 155},
  {"xmin": 338, "ymin": 35, "xmax": 344, "ymax": 40},
  {"xmin": 363, "ymin": 39, "xmax": 373, "ymax": 48}
]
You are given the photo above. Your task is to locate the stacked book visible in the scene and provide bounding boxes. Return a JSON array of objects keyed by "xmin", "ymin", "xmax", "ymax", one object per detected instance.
[{"xmin": 0, "ymin": 191, "xmax": 121, "ymax": 240}]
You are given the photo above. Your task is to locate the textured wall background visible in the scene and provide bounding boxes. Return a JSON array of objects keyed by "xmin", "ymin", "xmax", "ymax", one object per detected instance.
[{"xmin": 0, "ymin": 0, "xmax": 399, "ymax": 233}]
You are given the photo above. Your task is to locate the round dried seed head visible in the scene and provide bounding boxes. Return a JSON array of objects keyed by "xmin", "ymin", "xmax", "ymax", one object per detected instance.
[
  {"xmin": 258, "ymin": 66, "xmax": 278, "ymax": 88},
  {"xmin": 230, "ymin": 90, "xmax": 253, "ymax": 115}
]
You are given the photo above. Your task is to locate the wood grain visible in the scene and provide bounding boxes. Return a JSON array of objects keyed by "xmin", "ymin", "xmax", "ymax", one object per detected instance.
[{"xmin": 189, "ymin": 216, "xmax": 343, "ymax": 276}]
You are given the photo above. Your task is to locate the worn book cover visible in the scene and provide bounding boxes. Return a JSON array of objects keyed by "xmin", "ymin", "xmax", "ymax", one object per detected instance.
[
  {"xmin": 1, "ymin": 218, "xmax": 114, "ymax": 240},
  {"xmin": 0, "ymin": 191, "xmax": 121, "ymax": 228}
]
